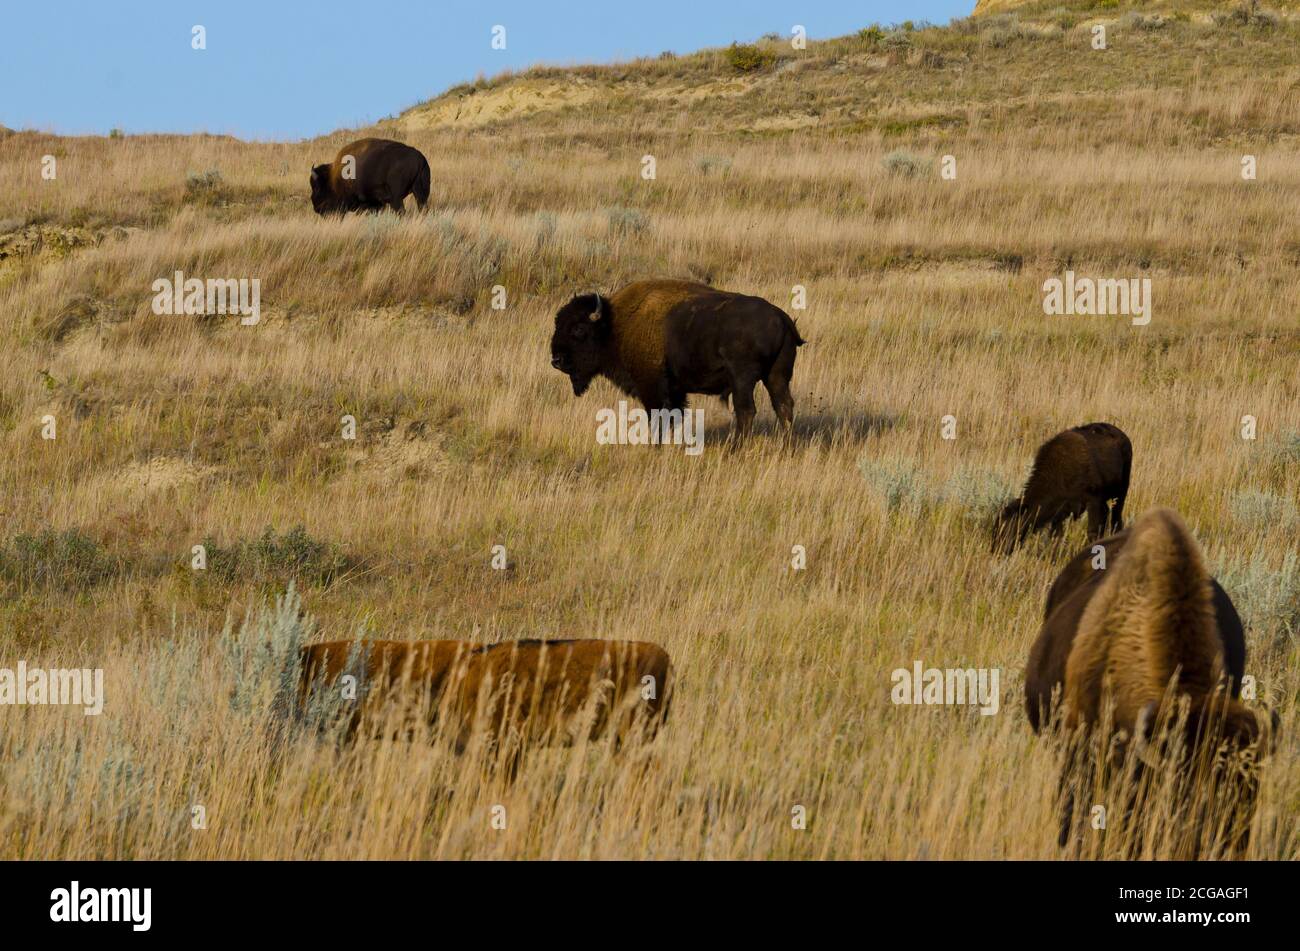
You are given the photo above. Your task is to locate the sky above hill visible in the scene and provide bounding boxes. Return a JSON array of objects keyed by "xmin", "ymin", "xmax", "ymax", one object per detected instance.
[{"xmin": 2, "ymin": 1, "xmax": 973, "ymax": 140}]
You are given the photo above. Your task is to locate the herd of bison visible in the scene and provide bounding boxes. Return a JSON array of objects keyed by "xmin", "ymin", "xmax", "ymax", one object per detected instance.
[{"xmin": 296, "ymin": 138, "xmax": 1277, "ymax": 855}]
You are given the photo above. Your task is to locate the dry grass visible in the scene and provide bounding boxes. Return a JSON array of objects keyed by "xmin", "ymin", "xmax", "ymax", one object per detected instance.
[{"xmin": 0, "ymin": 1, "xmax": 1297, "ymax": 859}]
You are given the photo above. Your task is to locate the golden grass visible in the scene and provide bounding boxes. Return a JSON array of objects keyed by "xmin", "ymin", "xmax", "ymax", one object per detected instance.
[{"xmin": 0, "ymin": 3, "xmax": 1297, "ymax": 858}]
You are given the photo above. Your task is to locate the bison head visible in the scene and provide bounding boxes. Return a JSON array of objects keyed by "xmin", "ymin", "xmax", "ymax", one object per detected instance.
[
  {"xmin": 309, "ymin": 164, "xmax": 336, "ymax": 215},
  {"xmin": 990, "ymin": 499, "xmax": 1026, "ymax": 554},
  {"xmin": 551, "ymin": 293, "xmax": 611, "ymax": 397},
  {"xmin": 1132, "ymin": 696, "xmax": 1277, "ymax": 769}
]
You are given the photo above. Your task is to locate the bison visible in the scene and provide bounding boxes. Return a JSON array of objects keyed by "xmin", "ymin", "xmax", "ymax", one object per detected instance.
[
  {"xmin": 1024, "ymin": 508, "xmax": 1274, "ymax": 855},
  {"xmin": 298, "ymin": 638, "xmax": 672, "ymax": 767},
  {"xmin": 309, "ymin": 138, "xmax": 430, "ymax": 216},
  {"xmin": 992, "ymin": 422, "xmax": 1131, "ymax": 553},
  {"xmin": 549, "ymin": 279, "xmax": 804, "ymax": 444}
]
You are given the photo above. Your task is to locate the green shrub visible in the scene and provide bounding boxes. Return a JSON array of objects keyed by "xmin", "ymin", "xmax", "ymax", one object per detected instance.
[
  {"xmin": 981, "ymin": 14, "xmax": 1026, "ymax": 48},
  {"xmin": 882, "ymin": 149, "xmax": 932, "ymax": 178},
  {"xmin": 695, "ymin": 155, "xmax": 732, "ymax": 175},
  {"xmin": 0, "ymin": 529, "xmax": 119, "ymax": 590},
  {"xmin": 1272, "ymin": 431, "xmax": 1300, "ymax": 465},
  {"xmin": 220, "ymin": 583, "xmax": 313, "ymax": 724},
  {"xmin": 944, "ymin": 468, "xmax": 1015, "ymax": 520},
  {"xmin": 859, "ymin": 458, "xmax": 924, "ymax": 513},
  {"xmin": 1213, "ymin": 3, "xmax": 1281, "ymax": 29},
  {"xmin": 1217, "ymin": 551, "xmax": 1300, "ymax": 646},
  {"xmin": 881, "ymin": 29, "xmax": 912, "ymax": 51},
  {"xmin": 1230, "ymin": 489, "xmax": 1298, "ymax": 528},
  {"xmin": 724, "ymin": 42, "xmax": 775, "ymax": 73},
  {"xmin": 203, "ymin": 526, "xmax": 349, "ymax": 588},
  {"xmin": 185, "ymin": 168, "xmax": 223, "ymax": 194},
  {"xmin": 1118, "ymin": 11, "xmax": 1168, "ymax": 31},
  {"xmin": 184, "ymin": 168, "xmax": 226, "ymax": 206},
  {"xmin": 606, "ymin": 206, "xmax": 651, "ymax": 236},
  {"xmin": 858, "ymin": 25, "xmax": 886, "ymax": 46}
]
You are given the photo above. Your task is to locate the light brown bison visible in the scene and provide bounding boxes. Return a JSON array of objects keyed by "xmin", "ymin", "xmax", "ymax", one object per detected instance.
[
  {"xmin": 1024, "ymin": 508, "xmax": 1274, "ymax": 855},
  {"xmin": 549, "ymin": 279, "xmax": 804, "ymax": 444},
  {"xmin": 309, "ymin": 138, "xmax": 430, "ymax": 215},
  {"xmin": 992, "ymin": 422, "xmax": 1131, "ymax": 553},
  {"xmin": 298, "ymin": 638, "xmax": 672, "ymax": 762}
]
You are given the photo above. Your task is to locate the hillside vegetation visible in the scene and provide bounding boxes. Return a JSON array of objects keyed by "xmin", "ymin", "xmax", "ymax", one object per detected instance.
[{"xmin": 0, "ymin": 0, "xmax": 1297, "ymax": 859}]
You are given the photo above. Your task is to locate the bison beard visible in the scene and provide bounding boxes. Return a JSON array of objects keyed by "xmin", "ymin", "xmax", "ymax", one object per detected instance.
[
  {"xmin": 550, "ymin": 279, "xmax": 804, "ymax": 445},
  {"xmin": 1023, "ymin": 508, "xmax": 1274, "ymax": 857}
]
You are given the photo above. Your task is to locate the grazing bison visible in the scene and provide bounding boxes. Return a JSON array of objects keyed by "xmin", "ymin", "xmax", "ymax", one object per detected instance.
[
  {"xmin": 309, "ymin": 138, "xmax": 430, "ymax": 215},
  {"xmin": 1031, "ymin": 528, "xmax": 1246, "ymax": 719},
  {"xmin": 1024, "ymin": 508, "xmax": 1274, "ymax": 855},
  {"xmin": 549, "ymin": 279, "xmax": 804, "ymax": 444},
  {"xmin": 992, "ymin": 422, "xmax": 1131, "ymax": 553},
  {"xmin": 298, "ymin": 638, "xmax": 672, "ymax": 764}
]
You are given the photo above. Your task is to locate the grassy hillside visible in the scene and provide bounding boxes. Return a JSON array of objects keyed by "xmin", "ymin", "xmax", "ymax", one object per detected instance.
[{"xmin": 0, "ymin": 0, "xmax": 1297, "ymax": 859}]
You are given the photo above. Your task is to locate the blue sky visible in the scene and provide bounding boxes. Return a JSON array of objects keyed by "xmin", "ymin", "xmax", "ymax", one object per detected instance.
[{"xmin": 2, "ymin": 1, "xmax": 973, "ymax": 140}]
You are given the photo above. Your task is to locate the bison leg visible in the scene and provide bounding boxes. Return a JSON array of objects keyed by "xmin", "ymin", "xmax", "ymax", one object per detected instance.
[
  {"xmin": 1085, "ymin": 497, "xmax": 1108, "ymax": 540},
  {"xmin": 1057, "ymin": 735, "xmax": 1092, "ymax": 854},
  {"xmin": 762, "ymin": 368, "xmax": 795, "ymax": 439},
  {"xmin": 640, "ymin": 381, "xmax": 686, "ymax": 446},
  {"xmin": 1057, "ymin": 773, "xmax": 1076, "ymax": 851},
  {"xmin": 729, "ymin": 377, "xmax": 758, "ymax": 446},
  {"xmin": 763, "ymin": 336, "xmax": 798, "ymax": 439},
  {"xmin": 1108, "ymin": 490, "xmax": 1127, "ymax": 534}
]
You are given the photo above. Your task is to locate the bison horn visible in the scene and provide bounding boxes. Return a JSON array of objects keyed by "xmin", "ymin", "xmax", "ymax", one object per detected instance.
[{"xmin": 588, "ymin": 295, "xmax": 605, "ymax": 322}]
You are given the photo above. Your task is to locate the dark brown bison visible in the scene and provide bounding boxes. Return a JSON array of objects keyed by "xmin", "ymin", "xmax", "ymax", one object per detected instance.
[
  {"xmin": 549, "ymin": 279, "xmax": 804, "ymax": 444},
  {"xmin": 1024, "ymin": 508, "xmax": 1274, "ymax": 855},
  {"xmin": 309, "ymin": 138, "xmax": 430, "ymax": 215},
  {"xmin": 298, "ymin": 638, "xmax": 672, "ymax": 763},
  {"xmin": 992, "ymin": 422, "xmax": 1131, "ymax": 553}
]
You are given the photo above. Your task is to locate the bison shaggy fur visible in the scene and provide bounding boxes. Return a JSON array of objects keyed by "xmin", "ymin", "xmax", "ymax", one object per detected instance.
[
  {"xmin": 1024, "ymin": 508, "xmax": 1274, "ymax": 854},
  {"xmin": 298, "ymin": 638, "xmax": 672, "ymax": 759},
  {"xmin": 992, "ymin": 422, "xmax": 1131, "ymax": 553},
  {"xmin": 309, "ymin": 138, "xmax": 430, "ymax": 216},
  {"xmin": 550, "ymin": 279, "xmax": 804, "ymax": 443}
]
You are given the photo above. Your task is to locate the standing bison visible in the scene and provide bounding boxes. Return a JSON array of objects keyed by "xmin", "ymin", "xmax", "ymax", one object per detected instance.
[
  {"xmin": 549, "ymin": 279, "xmax": 805, "ymax": 444},
  {"xmin": 991, "ymin": 422, "xmax": 1131, "ymax": 553},
  {"xmin": 309, "ymin": 138, "xmax": 430, "ymax": 215},
  {"xmin": 1024, "ymin": 509, "xmax": 1274, "ymax": 856}
]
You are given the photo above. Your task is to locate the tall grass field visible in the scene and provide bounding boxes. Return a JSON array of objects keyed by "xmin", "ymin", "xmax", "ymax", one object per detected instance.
[{"xmin": 0, "ymin": 0, "xmax": 1297, "ymax": 858}]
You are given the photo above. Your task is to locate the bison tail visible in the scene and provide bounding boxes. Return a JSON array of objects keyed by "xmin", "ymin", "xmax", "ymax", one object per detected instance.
[
  {"xmin": 787, "ymin": 314, "xmax": 806, "ymax": 347},
  {"xmin": 413, "ymin": 157, "xmax": 431, "ymax": 211},
  {"xmin": 1071, "ymin": 509, "xmax": 1220, "ymax": 720}
]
